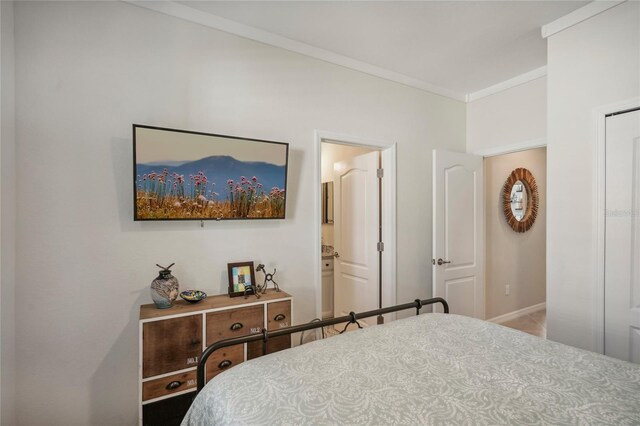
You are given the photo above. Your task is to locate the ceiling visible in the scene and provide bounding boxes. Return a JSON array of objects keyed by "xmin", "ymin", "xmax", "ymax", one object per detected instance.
[{"xmin": 177, "ymin": 1, "xmax": 588, "ymax": 100}]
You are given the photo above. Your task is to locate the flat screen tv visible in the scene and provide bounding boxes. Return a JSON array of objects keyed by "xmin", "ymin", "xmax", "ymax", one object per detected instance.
[{"xmin": 133, "ymin": 125, "xmax": 289, "ymax": 221}]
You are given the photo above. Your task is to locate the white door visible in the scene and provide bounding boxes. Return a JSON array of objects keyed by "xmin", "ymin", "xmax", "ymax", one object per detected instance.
[
  {"xmin": 432, "ymin": 150, "xmax": 484, "ymax": 318},
  {"xmin": 333, "ymin": 151, "xmax": 379, "ymax": 325},
  {"xmin": 605, "ymin": 108, "xmax": 640, "ymax": 363}
]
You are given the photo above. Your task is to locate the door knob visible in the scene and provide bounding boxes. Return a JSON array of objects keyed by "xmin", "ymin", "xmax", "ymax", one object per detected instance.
[{"xmin": 437, "ymin": 258, "xmax": 451, "ymax": 266}]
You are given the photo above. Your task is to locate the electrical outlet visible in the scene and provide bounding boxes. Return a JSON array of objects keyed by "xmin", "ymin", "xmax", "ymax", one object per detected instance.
[{"xmin": 505, "ymin": 285, "xmax": 510, "ymax": 296}]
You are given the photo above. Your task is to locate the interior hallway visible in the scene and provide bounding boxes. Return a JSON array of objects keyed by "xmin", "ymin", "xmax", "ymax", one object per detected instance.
[{"xmin": 501, "ymin": 309, "xmax": 547, "ymax": 338}]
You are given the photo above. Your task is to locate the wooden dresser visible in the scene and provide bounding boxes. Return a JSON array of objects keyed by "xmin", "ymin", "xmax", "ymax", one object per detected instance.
[{"xmin": 139, "ymin": 290, "xmax": 293, "ymax": 426}]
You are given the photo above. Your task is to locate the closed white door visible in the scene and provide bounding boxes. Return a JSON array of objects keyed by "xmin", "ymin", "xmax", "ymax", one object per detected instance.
[
  {"xmin": 333, "ymin": 151, "xmax": 379, "ymax": 325},
  {"xmin": 605, "ymin": 108, "xmax": 640, "ymax": 363},
  {"xmin": 432, "ymin": 150, "xmax": 484, "ymax": 318}
]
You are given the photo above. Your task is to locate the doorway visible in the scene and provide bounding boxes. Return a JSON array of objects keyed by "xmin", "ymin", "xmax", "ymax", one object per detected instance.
[
  {"xmin": 315, "ymin": 133, "xmax": 397, "ymax": 327},
  {"xmin": 603, "ymin": 107, "xmax": 640, "ymax": 363},
  {"xmin": 483, "ymin": 148, "xmax": 547, "ymax": 336}
]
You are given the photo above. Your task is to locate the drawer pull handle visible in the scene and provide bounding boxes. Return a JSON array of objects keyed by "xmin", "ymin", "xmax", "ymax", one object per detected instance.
[
  {"xmin": 274, "ymin": 314, "xmax": 286, "ymax": 322},
  {"xmin": 230, "ymin": 322, "xmax": 244, "ymax": 331},
  {"xmin": 191, "ymin": 338, "xmax": 201, "ymax": 345},
  {"xmin": 165, "ymin": 381, "xmax": 182, "ymax": 390},
  {"xmin": 218, "ymin": 360, "xmax": 232, "ymax": 369}
]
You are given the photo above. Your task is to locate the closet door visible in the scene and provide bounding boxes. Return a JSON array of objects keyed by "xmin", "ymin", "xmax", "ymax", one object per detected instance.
[{"xmin": 604, "ymin": 108, "xmax": 640, "ymax": 363}]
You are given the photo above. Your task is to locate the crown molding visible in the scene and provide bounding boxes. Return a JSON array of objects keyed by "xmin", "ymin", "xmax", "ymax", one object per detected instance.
[
  {"xmin": 465, "ymin": 66, "xmax": 546, "ymax": 103},
  {"xmin": 124, "ymin": 0, "xmax": 466, "ymax": 102},
  {"xmin": 541, "ymin": 1, "xmax": 626, "ymax": 39},
  {"xmin": 123, "ymin": 1, "xmax": 558, "ymax": 104},
  {"xmin": 470, "ymin": 138, "xmax": 547, "ymax": 158}
]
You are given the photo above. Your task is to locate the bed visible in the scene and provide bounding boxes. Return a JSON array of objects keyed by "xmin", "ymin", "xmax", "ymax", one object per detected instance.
[{"xmin": 183, "ymin": 304, "xmax": 640, "ymax": 425}]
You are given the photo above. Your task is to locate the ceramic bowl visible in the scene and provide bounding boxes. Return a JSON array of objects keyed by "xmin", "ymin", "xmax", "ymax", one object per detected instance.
[{"xmin": 180, "ymin": 290, "xmax": 207, "ymax": 303}]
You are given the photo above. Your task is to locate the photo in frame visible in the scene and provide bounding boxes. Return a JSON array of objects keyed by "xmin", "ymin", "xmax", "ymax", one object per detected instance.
[{"xmin": 227, "ymin": 261, "xmax": 256, "ymax": 297}]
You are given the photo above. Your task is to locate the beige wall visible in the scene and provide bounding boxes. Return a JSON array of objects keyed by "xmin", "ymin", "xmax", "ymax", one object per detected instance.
[
  {"xmin": 466, "ymin": 66, "xmax": 547, "ymax": 321},
  {"xmin": 1, "ymin": 1, "xmax": 17, "ymax": 424},
  {"xmin": 485, "ymin": 147, "xmax": 546, "ymax": 319},
  {"xmin": 547, "ymin": 1, "xmax": 639, "ymax": 350},
  {"xmin": 9, "ymin": 2, "xmax": 465, "ymax": 423},
  {"xmin": 321, "ymin": 143, "xmax": 373, "ymax": 183},
  {"xmin": 467, "ymin": 77, "xmax": 546, "ymax": 155},
  {"xmin": 320, "ymin": 142, "xmax": 374, "ymax": 247}
]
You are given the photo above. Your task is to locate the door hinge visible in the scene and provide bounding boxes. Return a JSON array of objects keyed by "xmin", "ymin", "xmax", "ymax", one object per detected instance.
[
  {"xmin": 377, "ymin": 241, "xmax": 384, "ymax": 252},
  {"xmin": 377, "ymin": 168, "xmax": 384, "ymax": 178}
]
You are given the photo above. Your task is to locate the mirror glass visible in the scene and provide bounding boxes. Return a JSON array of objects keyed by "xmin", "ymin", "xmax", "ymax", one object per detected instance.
[
  {"xmin": 503, "ymin": 168, "xmax": 538, "ymax": 233},
  {"xmin": 509, "ymin": 180, "xmax": 528, "ymax": 221},
  {"xmin": 322, "ymin": 182, "xmax": 334, "ymax": 224}
]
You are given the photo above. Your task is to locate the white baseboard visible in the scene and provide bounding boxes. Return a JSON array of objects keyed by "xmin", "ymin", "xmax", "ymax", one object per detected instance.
[{"xmin": 486, "ymin": 302, "xmax": 546, "ymax": 324}]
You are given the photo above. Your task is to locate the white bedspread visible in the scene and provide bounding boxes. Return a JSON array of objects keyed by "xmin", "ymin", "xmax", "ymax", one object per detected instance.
[{"xmin": 183, "ymin": 313, "xmax": 640, "ymax": 425}]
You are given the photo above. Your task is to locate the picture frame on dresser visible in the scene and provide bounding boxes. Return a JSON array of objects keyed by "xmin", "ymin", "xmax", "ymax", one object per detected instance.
[{"xmin": 227, "ymin": 261, "xmax": 256, "ymax": 297}]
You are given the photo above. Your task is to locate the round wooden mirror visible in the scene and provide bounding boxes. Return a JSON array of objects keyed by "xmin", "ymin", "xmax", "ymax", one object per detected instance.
[{"xmin": 503, "ymin": 168, "xmax": 539, "ymax": 232}]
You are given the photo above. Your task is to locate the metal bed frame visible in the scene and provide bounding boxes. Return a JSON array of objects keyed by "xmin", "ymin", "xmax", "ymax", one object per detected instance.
[{"xmin": 196, "ymin": 297, "xmax": 449, "ymax": 394}]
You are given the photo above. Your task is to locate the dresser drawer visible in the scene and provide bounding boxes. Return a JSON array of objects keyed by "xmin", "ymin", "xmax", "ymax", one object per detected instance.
[
  {"xmin": 143, "ymin": 391, "xmax": 194, "ymax": 426},
  {"xmin": 267, "ymin": 300, "xmax": 291, "ymax": 330},
  {"xmin": 205, "ymin": 343, "xmax": 244, "ymax": 382},
  {"xmin": 206, "ymin": 305, "xmax": 264, "ymax": 343},
  {"xmin": 143, "ymin": 315, "xmax": 202, "ymax": 378},
  {"xmin": 267, "ymin": 300, "xmax": 292, "ymax": 356},
  {"xmin": 143, "ymin": 370, "xmax": 197, "ymax": 401},
  {"xmin": 246, "ymin": 300, "xmax": 291, "ymax": 359},
  {"xmin": 247, "ymin": 335, "xmax": 291, "ymax": 360}
]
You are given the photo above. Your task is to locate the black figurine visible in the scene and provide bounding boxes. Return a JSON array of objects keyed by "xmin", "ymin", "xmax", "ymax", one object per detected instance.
[{"xmin": 256, "ymin": 264, "xmax": 280, "ymax": 293}]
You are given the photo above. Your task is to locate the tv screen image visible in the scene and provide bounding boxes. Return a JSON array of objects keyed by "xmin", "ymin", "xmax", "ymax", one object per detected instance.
[{"xmin": 133, "ymin": 125, "xmax": 289, "ymax": 220}]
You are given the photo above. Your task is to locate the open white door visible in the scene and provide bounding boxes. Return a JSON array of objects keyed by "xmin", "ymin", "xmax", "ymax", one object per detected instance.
[
  {"xmin": 334, "ymin": 151, "xmax": 379, "ymax": 326},
  {"xmin": 432, "ymin": 150, "xmax": 484, "ymax": 318},
  {"xmin": 604, "ymin": 108, "xmax": 640, "ymax": 363}
]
